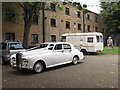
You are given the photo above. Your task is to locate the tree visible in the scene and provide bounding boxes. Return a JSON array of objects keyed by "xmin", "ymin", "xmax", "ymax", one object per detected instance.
[
  {"xmin": 100, "ymin": 1, "xmax": 120, "ymax": 45},
  {"xmin": 3, "ymin": 1, "xmax": 88, "ymax": 48}
]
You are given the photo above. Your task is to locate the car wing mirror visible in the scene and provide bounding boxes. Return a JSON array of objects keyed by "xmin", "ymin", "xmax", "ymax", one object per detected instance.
[
  {"xmin": 62, "ymin": 49, "xmax": 64, "ymax": 53},
  {"xmin": 69, "ymin": 49, "xmax": 72, "ymax": 52}
]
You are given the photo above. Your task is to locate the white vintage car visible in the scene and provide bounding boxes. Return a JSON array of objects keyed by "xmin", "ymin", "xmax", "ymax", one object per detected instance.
[{"xmin": 10, "ymin": 42, "xmax": 84, "ymax": 73}]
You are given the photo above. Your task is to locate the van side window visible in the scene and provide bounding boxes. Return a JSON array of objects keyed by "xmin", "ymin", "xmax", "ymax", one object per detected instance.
[
  {"xmin": 63, "ymin": 44, "xmax": 71, "ymax": 49},
  {"xmin": 96, "ymin": 36, "xmax": 100, "ymax": 42},
  {"xmin": 88, "ymin": 37, "xmax": 93, "ymax": 43}
]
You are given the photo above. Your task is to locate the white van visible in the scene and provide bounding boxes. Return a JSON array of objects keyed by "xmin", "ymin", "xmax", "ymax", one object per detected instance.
[{"xmin": 61, "ymin": 32, "xmax": 104, "ymax": 54}]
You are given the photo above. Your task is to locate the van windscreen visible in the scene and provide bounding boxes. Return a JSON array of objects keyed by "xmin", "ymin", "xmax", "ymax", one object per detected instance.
[
  {"xmin": 96, "ymin": 36, "xmax": 100, "ymax": 42},
  {"xmin": 100, "ymin": 36, "xmax": 103, "ymax": 42}
]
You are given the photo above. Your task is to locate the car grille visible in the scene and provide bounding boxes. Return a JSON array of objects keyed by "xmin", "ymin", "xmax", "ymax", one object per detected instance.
[{"xmin": 16, "ymin": 53, "xmax": 22, "ymax": 66}]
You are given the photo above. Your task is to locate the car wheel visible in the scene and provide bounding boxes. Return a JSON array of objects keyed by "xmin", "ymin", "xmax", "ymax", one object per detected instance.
[
  {"xmin": 72, "ymin": 56, "xmax": 78, "ymax": 65},
  {"xmin": 33, "ymin": 62, "xmax": 43, "ymax": 74}
]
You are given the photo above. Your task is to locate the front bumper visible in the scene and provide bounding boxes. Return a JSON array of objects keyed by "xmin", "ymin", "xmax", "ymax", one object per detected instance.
[{"xmin": 11, "ymin": 61, "xmax": 33, "ymax": 70}]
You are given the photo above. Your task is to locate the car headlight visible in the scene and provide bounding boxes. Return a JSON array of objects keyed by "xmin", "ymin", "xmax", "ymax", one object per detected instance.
[
  {"xmin": 12, "ymin": 57, "xmax": 16, "ymax": 61},
  {"xmin": 22, "ymin": 58, "xmax": 28, "ymax": 63}
]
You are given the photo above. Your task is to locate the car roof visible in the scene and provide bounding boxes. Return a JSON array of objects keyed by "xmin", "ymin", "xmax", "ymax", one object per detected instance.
[{"xmin": 43, "ymin": 42, "xmax": 71, "ymax": 45}]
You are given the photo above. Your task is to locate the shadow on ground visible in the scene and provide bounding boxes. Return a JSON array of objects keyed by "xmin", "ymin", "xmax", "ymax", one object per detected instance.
[{"xmin": 7, "ymin": 62, "xmax": 83, "ymax": 76}]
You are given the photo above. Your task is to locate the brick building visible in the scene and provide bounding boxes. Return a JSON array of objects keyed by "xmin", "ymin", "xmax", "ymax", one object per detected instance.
[{"xmin": 2, "ymin": 2, "xmax": 105, "ymax": 47}]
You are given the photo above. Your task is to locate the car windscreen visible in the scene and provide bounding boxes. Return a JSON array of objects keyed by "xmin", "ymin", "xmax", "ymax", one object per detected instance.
[
  {"xmin": 9, "ymin": 43, "xmax": 24, "ymax": 50},
  {"xmin": 40, "ymin": 44, "xmax": 48, "ymax": 48},
  {"xmin": 28, "ymin": 44, "xmax": 48, "ymax": 51}
]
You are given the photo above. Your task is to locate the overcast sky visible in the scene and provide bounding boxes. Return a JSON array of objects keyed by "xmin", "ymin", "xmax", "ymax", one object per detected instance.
[{"xmin": 72, "ymin": 0, "xmax": 101, "ymax": 14}]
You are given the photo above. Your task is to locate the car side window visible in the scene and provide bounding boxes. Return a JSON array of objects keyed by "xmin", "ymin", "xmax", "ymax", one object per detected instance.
[
  {"xmin": 54, "ymin": 44, "xmax": 62, "ymax": 50},
  {"xmin": 48, "ymin": 44, "xmax": 54, "ymax": 50},
  {"xmin": 63, "ymin": 44, "xmax": 71, "ymax": 50}
]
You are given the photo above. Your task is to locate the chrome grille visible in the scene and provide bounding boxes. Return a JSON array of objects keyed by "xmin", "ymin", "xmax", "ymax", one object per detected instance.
[{"xmin": 16, "ymin": 53, "xmax": 22, "ymax": 66}]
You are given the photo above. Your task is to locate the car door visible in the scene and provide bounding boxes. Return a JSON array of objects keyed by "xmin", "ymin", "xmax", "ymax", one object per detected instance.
[
  {"xmin": 51, "ymin": 44, "xmax": 66, "ymax": 65},
  {"xmin": 63, "ymin": 44, "xmax": 72, "ymax": 61}
]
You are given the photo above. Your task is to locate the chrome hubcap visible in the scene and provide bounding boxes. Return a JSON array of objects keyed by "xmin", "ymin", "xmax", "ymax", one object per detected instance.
[
  {"xmin": 35, "ymin": 63, "xmax": 43, "ymax": 73},
  {"xmin": 73, "ymin": 57, "xmax": 78, "ymax": 64}
]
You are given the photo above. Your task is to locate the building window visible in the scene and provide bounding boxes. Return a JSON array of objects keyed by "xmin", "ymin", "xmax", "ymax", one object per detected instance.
[
  {"xmin": 95, "ymin": 27, "xmax": 98, "ymax": 32},
  {"xmin": 51, "ymin": 3, "xmax": 56, "ymax": 11},
  {"xmin": 33, "ymin": 15, "xmax": 38, "ymax": 24},
  {"xmin": 65, "ymin": 7, "xmax": 70, "ymax": 15},
  {"xmin": 87, "ymin": 14, "xmax": 90, "ymax": 20},
  {"xmin": 78, "ymin": 24, "xmax": 81, "ymax": 30},
  {"xmin": 95, "ymin": 17, "xmax": 97, "ymax": 22},
  {"xmin": 31, "ymin": 34, "xmax": 38, "ymax": 44},
  {"xmin": 102, "ymin": 28, "xmax": 104, "ymax": 34},
  {"xmin": 88, "ymin": 25, "xmax": 90, "ymax": 32},
  {"xmin": 77, "ymin": 11, "xmax": 81, "ymax": 18},
  {"xmin": 66, "ymin": 21, "xmax": 70, "ymax": 29},
  {"xmin": 51, "ymin": 18, "xmax": 56, "ymax": 27},
  {"xmin": 51, "ymin": 35, "xmax": 56, "ymax": 42},
  {"xmin": 6, "ymin": 33, "xmax": 15, "ymax": 41}
]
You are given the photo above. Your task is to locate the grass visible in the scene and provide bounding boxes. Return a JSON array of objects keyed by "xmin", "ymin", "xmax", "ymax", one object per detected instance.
[{"xmin": 99, "ymin": 46, "xmax": 120, "ymax": 54}]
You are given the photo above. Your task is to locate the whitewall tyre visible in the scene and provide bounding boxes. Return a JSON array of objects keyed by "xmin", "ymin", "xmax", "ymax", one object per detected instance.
[
  {"xmin": 72, "ymin": 56, "xmax": 78, "ymax": 65},
  {"xmin": 34, "ymin": 62, "xmax": 43, "ymax": 73}
]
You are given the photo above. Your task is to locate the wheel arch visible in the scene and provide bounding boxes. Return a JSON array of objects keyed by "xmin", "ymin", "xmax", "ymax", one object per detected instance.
[
  {"xmin": 80, "ymin": 47, "xmax": 88, "ymax": 52},
  {"xmin": 33, "ymin": 60, "xmax": 46, "ymax": 69},
  {"xmin": 73, "ymin": 55, "xmax": 79, "ymax": 60}
]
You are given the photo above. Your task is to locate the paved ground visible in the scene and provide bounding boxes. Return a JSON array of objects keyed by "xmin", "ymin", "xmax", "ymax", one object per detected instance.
[{"xmin": 2, "ymin": 54, "xmax": 118, "ymax": 88}]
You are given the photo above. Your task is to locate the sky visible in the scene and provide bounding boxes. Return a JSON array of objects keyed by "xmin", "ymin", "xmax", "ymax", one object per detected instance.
[{"xmin": 72, "ymin": 0, "xmax": 102, "ymax": 14}]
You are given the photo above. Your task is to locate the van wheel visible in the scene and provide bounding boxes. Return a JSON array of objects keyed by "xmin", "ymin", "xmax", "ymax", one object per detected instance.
[
  {"xmin": 33, "ymin": 62, "xmax": 43, "ymax": 74},
  {"xmin": 81, "ymin": 49, "xmax": 87, "ymax": 55},
  {"xmin": 72, "ymin": 56, "xmax": 78, "ymax": 65}
]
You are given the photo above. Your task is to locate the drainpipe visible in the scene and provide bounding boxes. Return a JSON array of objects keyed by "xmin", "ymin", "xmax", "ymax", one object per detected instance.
[
  {"xmin": 83, "ymin": 9, "xmax": 85, "ymax": 33},
  {"xmin": 42, "ymin": 2, "xmax": 45, "ymax": 43}
]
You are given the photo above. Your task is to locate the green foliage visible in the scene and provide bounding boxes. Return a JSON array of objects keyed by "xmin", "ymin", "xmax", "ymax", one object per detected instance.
[
  {"xmin": 63, "ymin": 2, "xmax": 67, "ymax": 5},
  {"xmin": 28, "ymin": 2, "xmax": 35, "ymax": 6},
  {"xmin": 78, "ymin": 6, "xmax": 82, "ymax": 10},
  {"xmin": 84, "ymin": 9, "xmax": 88, "ymax": 14},
  {"xmin": 57, "ymin": 4, "xmax": 63, "ymax": 11},
  {"xmin": 83, "ymin": 4, "xmax": 87, "ymax": 8},
  {"xmin": 100, "ymin": 2, "xmax": 120, "ymax": 35},
  {"xmin": 3, "ymin": 6, "xmax": 21, "ymax": 23},
  {"xmin": 73, "ymin": 2, "xmax": 77, "ymax": 6},
  {"xmin": 99, "ymin": 47, "xmax": 120, "ymax": 54},
  {"xmin": 54, "ymin": 2, "xmax": 58, "ymax": 5}
]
